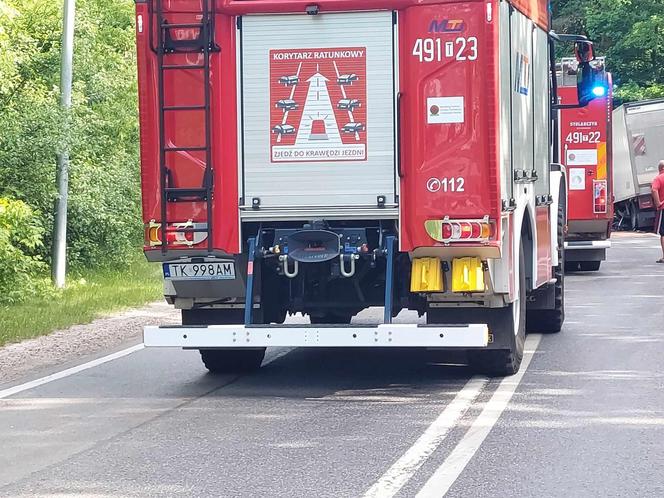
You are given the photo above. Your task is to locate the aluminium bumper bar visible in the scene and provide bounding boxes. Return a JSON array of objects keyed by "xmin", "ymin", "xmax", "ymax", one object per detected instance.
[
  {"xmin": 144, "ymin": 324, "xmax": 489, "ymax": 348},
  {"xmin": 564, "ymin": 240, "xmax": 611, "ymax": 250}
]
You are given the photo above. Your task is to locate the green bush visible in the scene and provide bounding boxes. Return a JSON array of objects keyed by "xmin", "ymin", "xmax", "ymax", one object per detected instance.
[
  {"xmin": 553, "ymin": 0, "xmax": 664, "ymax": 104},
  {"xmin": 0, "ymin": 197, "xmax": 50, "ymax": 304},
  {"xmin": 0, "ymin": 0, "xmax": 141, "ymax": 272}
]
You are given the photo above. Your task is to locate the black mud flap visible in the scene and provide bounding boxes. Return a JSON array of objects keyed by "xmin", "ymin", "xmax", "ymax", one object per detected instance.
[{"xmin": 526, "ymin": 282, "xmax": 556, "ymax": 311}]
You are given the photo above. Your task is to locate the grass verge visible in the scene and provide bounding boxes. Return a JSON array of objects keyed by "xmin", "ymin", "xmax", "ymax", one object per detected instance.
[{"xmin": 0, "ymin": 257, "xmax": 162, "ymax": 347}]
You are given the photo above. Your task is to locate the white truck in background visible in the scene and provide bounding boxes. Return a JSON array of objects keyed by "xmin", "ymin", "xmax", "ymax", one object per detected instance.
[{"xmin": 613, "ymin": 99, "xmax": 664, "ymax": 230}]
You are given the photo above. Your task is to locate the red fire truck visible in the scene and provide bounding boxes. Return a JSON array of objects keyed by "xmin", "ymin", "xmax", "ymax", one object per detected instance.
[
  {"xmin": 138, "ymin": 0, "xmax": 603, "ymax": 376},
  {"xmin": 558, "ymin": 57, "xmax": 612, "ymax": 271}
]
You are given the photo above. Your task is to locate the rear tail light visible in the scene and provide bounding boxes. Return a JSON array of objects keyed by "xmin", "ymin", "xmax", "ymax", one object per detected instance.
[
  {"xmin": 441, "ymin": 223, "xmax": 453, "ymax": 240},
  {"xmin": 425, "ymin": 217, "xmax": 494, "ymax": 243},
  {"xmin": 593, "ymin": 180, "xmax": 608, "ymax": 214},
  {"xmin": 145, "ymin": 220, "xmax": 208, "ymax": 247},
  {"xmin": 147, "ymin": 220, "xmax": 161, "ymax": 247}
]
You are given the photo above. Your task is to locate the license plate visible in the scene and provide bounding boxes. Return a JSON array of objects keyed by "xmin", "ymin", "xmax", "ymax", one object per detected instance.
[{"xmin": 163, "ymin": 261, "xmax": 236, "ymax": 280}]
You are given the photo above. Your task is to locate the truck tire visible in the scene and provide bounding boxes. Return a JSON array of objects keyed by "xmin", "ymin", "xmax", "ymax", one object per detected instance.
[
  {"xmin": 467, "ymin": 245, "xmax": 526, "ymax": 377},
  {"xmin": 200, "ymin": 349, "xmax": 266, "ymax": 374},
  {"xmin": 564, "ymin": 261, "xmax": 579, "ymax": 272},
  {"xmin": 629, "ymin": 200, "xmax": 639, "ymax": 231},
  {"xmin": 526, "ymin": 194, "xmax": 565, "ymax": 333},
  {"xmin": 579, "ymin": 261, "xmax": 601, "ymax": 271},
  {"xmin": 182, "ymin": 309, "xmax": 266, "ymax": 374}
]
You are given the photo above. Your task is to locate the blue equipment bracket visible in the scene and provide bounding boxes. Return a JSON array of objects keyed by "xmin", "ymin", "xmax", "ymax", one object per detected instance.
[
  {"xmin": 244, "ymin": 237, "xmax": 257, "ymax": 326},
  {"xmin": 383, "ymin": 235, "xmax": 395, "ymax": 324}
]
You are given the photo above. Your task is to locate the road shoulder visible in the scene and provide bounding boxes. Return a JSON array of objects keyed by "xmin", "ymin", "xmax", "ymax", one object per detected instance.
[{"xmin": 0, "ymin": 302, "xmax": 178, "ymax": 388}]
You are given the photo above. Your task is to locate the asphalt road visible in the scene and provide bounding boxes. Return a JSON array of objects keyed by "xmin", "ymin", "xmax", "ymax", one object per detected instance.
[{"xmin": 1, "ymin": 232, "xmax": 663, "ymax": 498}]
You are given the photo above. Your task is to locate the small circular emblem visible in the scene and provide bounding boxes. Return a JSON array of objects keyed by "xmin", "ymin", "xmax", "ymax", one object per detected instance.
[
  {"xmin": 426, "ymin": 177, "xmax": 442, "ymax": 193},
  {"xmin": 430, "ymin": 105, "xmax": 440, "ymax": 116}
]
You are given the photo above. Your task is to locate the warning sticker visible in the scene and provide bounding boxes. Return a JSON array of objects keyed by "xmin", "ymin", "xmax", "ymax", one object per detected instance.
[
  {"xmin": 514, "ymin": 52, "xmax": 530, "ymax": 96},
  {"xmin": 566, "ymin": 148, "xmax": 598, "ymax": 166},
  {"xmin": 427, "ymin": 97, "xmax": 465, "ymax": 124},
  {"xmin": 632, "ymin": 133, "xmax": 646, "ymax": 156},
  {"xmin": 569, "ymin": 167, "xmax": 586, "ymax": 191},
  {"xmin": 269, "ymin": 47, "xmax": 367, "ymax": 163}
]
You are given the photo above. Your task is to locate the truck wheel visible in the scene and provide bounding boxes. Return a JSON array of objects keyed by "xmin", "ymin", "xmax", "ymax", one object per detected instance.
[
  {"xmin": 630, "ymin": 201, "xmax": 639, "ymax": 231},
  {"xmin": 526, "ymin": 194, "xmax": 565, "ymax": 333},
  {"xmin": 199, "ymin": 349, "xmax": 266, "ymax": 374},
  {"xmin": 467, "ymin": 245, "xmax": 526, "ymax": 377},
  {"xmin": 564, "ymin": 261, "xmax": 579, "ymax": 272},
  {"xmin": 579, "ymin": 261, "xmax": 601, "ymax": 271},
  {"xmin": 182, "ymin": 309, "xmax": 267, "ymax": 374}
]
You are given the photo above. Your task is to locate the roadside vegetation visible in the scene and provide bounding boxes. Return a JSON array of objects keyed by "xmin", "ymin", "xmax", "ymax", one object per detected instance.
[
  {"xmin": 0, "ymin": 0, "xmax": 160, "ymax": 342},
  {"xmin": 0, "ymin": 0, "xmax": 663, "ymax": 342},
  {"xmin": 552, "ymin": 0, "xmax": 664, "ymax": 102},
  {"xmin": 0, "ymin": 256, "xmax": 161, "ymax": 346}
]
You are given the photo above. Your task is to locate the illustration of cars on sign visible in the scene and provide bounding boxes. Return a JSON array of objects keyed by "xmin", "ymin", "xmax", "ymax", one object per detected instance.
[
  {"xmin": 278, "ymin": 75, "xmax": 299, "ymax": 86},
  {"xmin": 276, "ymin": 99, "xmax": 298, "ymax": 111},
  {"xmin": 272, "ymin": 124, "xmax": 296, "ymax": 135},
  {"xmin": 337, "ymin": 74, "xmax": 359, "ymax": 85},
  {"xmin": 338, "ymin": 99, "xmax": 361, "ymax": 110},
  {"xmin": 342, "ymin": 122, "xmax": 365, "ymax": 133}
]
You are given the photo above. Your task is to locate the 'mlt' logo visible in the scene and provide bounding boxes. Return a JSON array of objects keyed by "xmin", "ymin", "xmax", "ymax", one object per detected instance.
[{"xmin": 428, "ymin": 19, "xmax": 466, "ymax": 33}]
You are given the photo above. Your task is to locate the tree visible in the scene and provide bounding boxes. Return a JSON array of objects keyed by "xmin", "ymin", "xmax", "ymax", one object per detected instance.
[
  {"xmin": 0, "ymin": 0, "xmax": 141, "ymax": 274},
  {"xmin": 552, "ymin": 0, "xmax": 664, "ymax": 102}
]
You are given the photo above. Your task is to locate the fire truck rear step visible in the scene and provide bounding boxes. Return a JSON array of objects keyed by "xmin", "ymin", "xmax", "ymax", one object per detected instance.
[
  {"xmin": 564, "ymin": 240, "xmax": 611, "ymax": 249},
  {"xmin": 144, "ymin": 323, "xmax": 490, "ymax": 349}
]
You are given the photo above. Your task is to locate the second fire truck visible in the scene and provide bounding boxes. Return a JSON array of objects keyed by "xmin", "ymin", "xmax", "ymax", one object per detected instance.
[{"xmin": 558, "ymin": 57, "xmax": 613, "ymax": 271}]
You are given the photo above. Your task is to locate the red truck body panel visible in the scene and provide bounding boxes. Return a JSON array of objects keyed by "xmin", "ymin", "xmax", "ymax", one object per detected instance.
[
  {"xmin": 511, "ymin": 0, "xmax": 548, "ymax": 30},
  {"xmin": 136, "ymin": 3, "xmax": 241, "ymax": 253},
  {"xmin": 136, "ymin": 0, "xmax": 544, "ymax": 257},
  {"xmin": 536, "ymin": 206, "xmax": 552, "ymax": 284},
  {"xmin": 399, "ymin": 1, "xmax": 502, "ymax": 252}
]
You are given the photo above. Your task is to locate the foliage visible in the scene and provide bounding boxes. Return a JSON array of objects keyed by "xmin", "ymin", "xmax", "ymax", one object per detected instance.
[
  {"xmin": 612, "ymin": 82, "xmax": 664, "ymax": 103},
  {"xmin": 552, "ymin": 0, "xmax": 664, "ymax": 103},
  {"xmin": 0, "ymin": 256, "xmax": 161, "ymax": 346},
  {"xmin": 0, "ymin": 197, "xmax": 51, "ymax": 304},
  {"xmin": 0, "ymin": 0, "xmax": 140, "ymax": 278}
]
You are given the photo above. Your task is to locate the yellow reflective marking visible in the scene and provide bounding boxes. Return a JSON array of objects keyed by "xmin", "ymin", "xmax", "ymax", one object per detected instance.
[
  {"xmin": 410, "ymin": 258, "xmax": 444, "ymax": 293},
  {"xmin": 596, "ymin": 142, "xmax": 607, "ymax": 180},
  {"xmin": 452, "ymin": 257, "xmax": 485, "ymax": 293}
]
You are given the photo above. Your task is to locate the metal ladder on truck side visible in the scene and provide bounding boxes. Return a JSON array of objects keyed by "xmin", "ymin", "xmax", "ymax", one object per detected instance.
[{"xmin": 153, "ymin": 0, "xmax": 218, "ymax": 253}]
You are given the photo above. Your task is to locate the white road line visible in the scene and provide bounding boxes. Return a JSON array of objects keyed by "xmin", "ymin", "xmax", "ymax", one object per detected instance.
[
  {"xmin": 364, "ymin": 377, "xmax": 488, "ymax": 498},
  {"xmin": 416, "ymin": 334, "xmax": 542, "ymax": 497},
  {"xmin": 0, "ymin": 344, "xmax": 145, "ymax": 399},
  {"xmin": 0, "ymin": 344, "xmax": 294, "ymax": 401},
  {"xmin": 333, "ymin": 61, "xmax": 344, "ymax": 94}
]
